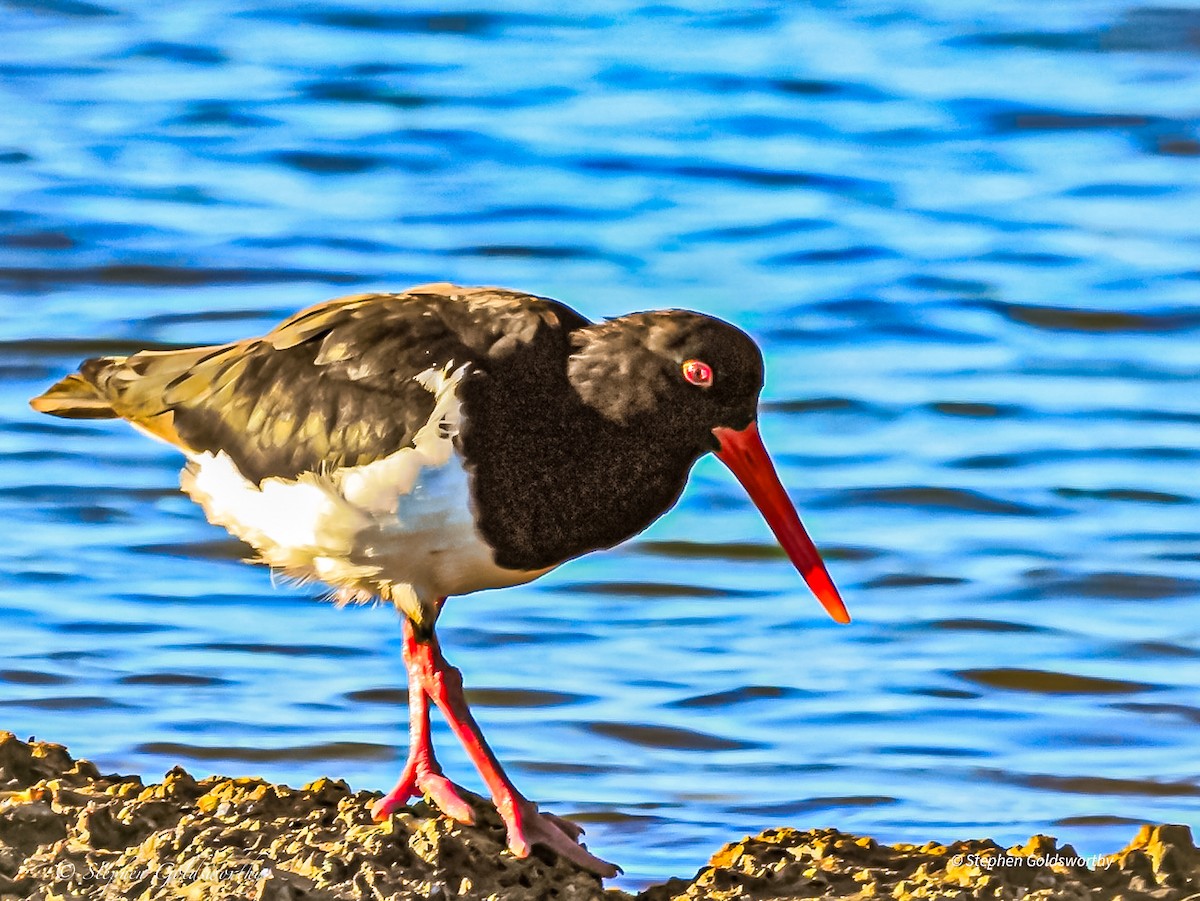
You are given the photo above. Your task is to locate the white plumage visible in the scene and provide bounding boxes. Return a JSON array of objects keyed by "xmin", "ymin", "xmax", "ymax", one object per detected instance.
[{"xmin": 180, "ymin": 364, "xmax": 550, "ymax": 621}]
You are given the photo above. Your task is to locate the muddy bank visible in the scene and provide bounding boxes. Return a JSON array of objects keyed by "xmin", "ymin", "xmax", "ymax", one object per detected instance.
[{"xmin": 1, "ymin": 732, "xmax": 1196, "ymax": 900}]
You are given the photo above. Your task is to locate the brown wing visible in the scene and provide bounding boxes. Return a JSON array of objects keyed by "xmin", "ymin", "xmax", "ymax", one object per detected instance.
[{"xmin": 32, "ymin": 283, "xmax": 589, "ymax": 484}]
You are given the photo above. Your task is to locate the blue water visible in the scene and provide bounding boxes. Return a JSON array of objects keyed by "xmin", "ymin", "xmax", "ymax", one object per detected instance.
[{"xmin": 3, "ymin": 0, "xmax": 1200, "ymax": 888}]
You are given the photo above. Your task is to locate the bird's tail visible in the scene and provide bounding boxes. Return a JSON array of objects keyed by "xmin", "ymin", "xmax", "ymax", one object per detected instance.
[{"xmin": 29, "ymin": 356, "xmax": 125, "ymax": 419}]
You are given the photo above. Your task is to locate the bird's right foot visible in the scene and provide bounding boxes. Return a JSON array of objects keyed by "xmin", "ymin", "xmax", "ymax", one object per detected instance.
[
  {"xmin": 497, "ymin": 792, "xmax": 621, "ymax": 878},
  {"xmin": 371, "ymin": 757, "xmax": 475, "ymax": 824}
]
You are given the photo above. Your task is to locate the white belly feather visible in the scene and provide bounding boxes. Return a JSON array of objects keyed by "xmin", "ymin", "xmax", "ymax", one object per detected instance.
[{"xmin": 179, "ymin": 364, "xmax": 549, "ymax": 617}]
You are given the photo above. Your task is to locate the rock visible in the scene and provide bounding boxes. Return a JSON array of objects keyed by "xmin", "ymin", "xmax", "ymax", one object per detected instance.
[
  {"xmin": 642, "ymin": 821, "xmax": 1200, "ymax": 901},
  {"xmin": 1, "ymin": 732, "xmax": 1198, "ymax": 900}
]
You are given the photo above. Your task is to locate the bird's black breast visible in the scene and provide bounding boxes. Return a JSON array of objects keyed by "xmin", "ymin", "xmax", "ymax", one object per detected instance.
[{"xmin": 459, "ymin": 348, "xmax": 702, "ymax": 572}]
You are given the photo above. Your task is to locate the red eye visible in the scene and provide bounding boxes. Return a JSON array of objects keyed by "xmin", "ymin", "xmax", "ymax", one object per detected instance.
[{"xmin": 682, "ymin": 359, "xmax": 713, "ymax": 388}]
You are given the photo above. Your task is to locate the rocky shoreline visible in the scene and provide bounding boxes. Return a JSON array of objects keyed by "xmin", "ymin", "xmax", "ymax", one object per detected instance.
[{"xmin": 1, "ymin": 731, "xmax": 1196, "ymax": 900}]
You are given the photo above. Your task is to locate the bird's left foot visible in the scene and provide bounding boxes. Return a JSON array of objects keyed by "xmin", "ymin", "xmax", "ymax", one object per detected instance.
[
  {"xmin": 371, "ymin": 759, "xmax": 475, "ymax": 824},
  {"xmin": 497, "ymin": 793, "xmax": 621, "ymax": 877}
]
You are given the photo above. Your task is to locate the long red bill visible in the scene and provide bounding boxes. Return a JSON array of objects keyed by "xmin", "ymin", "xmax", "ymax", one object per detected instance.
[{"xmin": 712, "ymin": 421, "xmax": 850, "ymax": 624}]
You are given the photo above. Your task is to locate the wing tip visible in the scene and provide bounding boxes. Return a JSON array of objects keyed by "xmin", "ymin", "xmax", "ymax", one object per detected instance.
[{"xmin": 29, "ymin": 373, "xmax": 116, "ymax": 419}]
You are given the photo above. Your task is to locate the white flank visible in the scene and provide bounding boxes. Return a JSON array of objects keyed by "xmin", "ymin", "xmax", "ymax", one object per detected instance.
[{"xmin": 181, "ymin": 364, "xmax": 550, "ymax": 615}]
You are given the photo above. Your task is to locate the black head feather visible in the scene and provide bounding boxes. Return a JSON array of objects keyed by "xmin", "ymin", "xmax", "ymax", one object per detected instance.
[{"xmin": 567, "ymin": 310, "xmax": 764, "ymax": 443}]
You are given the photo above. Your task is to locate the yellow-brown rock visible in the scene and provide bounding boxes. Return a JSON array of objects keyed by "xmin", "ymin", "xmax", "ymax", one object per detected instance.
[{"xmin": 2, "ymin": 732, "xmax": 1198, "ymax": 900}]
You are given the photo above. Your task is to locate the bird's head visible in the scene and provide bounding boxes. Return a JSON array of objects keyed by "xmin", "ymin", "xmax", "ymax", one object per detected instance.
[{"xmin": 569, "ymin": 310, "xmax": 850, "ymax": 624}]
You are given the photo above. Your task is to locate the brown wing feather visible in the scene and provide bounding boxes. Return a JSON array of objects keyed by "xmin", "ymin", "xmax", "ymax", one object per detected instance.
[{"xmin": 32, "ymin": 284, "xmax": 589, "ymax": 484}]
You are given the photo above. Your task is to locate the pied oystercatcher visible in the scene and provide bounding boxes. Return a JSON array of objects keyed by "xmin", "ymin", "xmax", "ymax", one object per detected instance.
[{"xmin": 31, "ymin": 283, "xmax": 849, "ymax": 876}]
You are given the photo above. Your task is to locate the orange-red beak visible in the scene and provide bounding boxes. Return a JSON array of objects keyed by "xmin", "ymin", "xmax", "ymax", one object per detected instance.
[{"xmin": 713, "ymin": 421, "xmax": 850, "ymax": 624}]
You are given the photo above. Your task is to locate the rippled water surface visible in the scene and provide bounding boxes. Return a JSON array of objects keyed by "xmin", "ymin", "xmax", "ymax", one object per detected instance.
[{"xmin": 3, "ymin": 0, "xmax": 1200, "ymax": 887}]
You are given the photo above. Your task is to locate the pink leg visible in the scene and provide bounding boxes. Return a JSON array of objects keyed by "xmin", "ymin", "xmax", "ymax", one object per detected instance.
[
  {"xmin": 409, "ymin": 628, "xmax": 619, "ymax": 877},
  {"xmin": 370, "ymin": 620, "xmax": 474, "ymax": 824}
]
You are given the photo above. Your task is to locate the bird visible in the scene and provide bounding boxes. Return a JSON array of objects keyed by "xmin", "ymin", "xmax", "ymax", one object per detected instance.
[{"xmin": 30, "ymin": 282, "xmax": 850, "ymax": 877}]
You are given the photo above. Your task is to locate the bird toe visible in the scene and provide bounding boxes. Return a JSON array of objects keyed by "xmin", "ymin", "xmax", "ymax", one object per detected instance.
[{"xmin": 500, "ymin": 797, "xmax": 619, "ymax": 877}]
